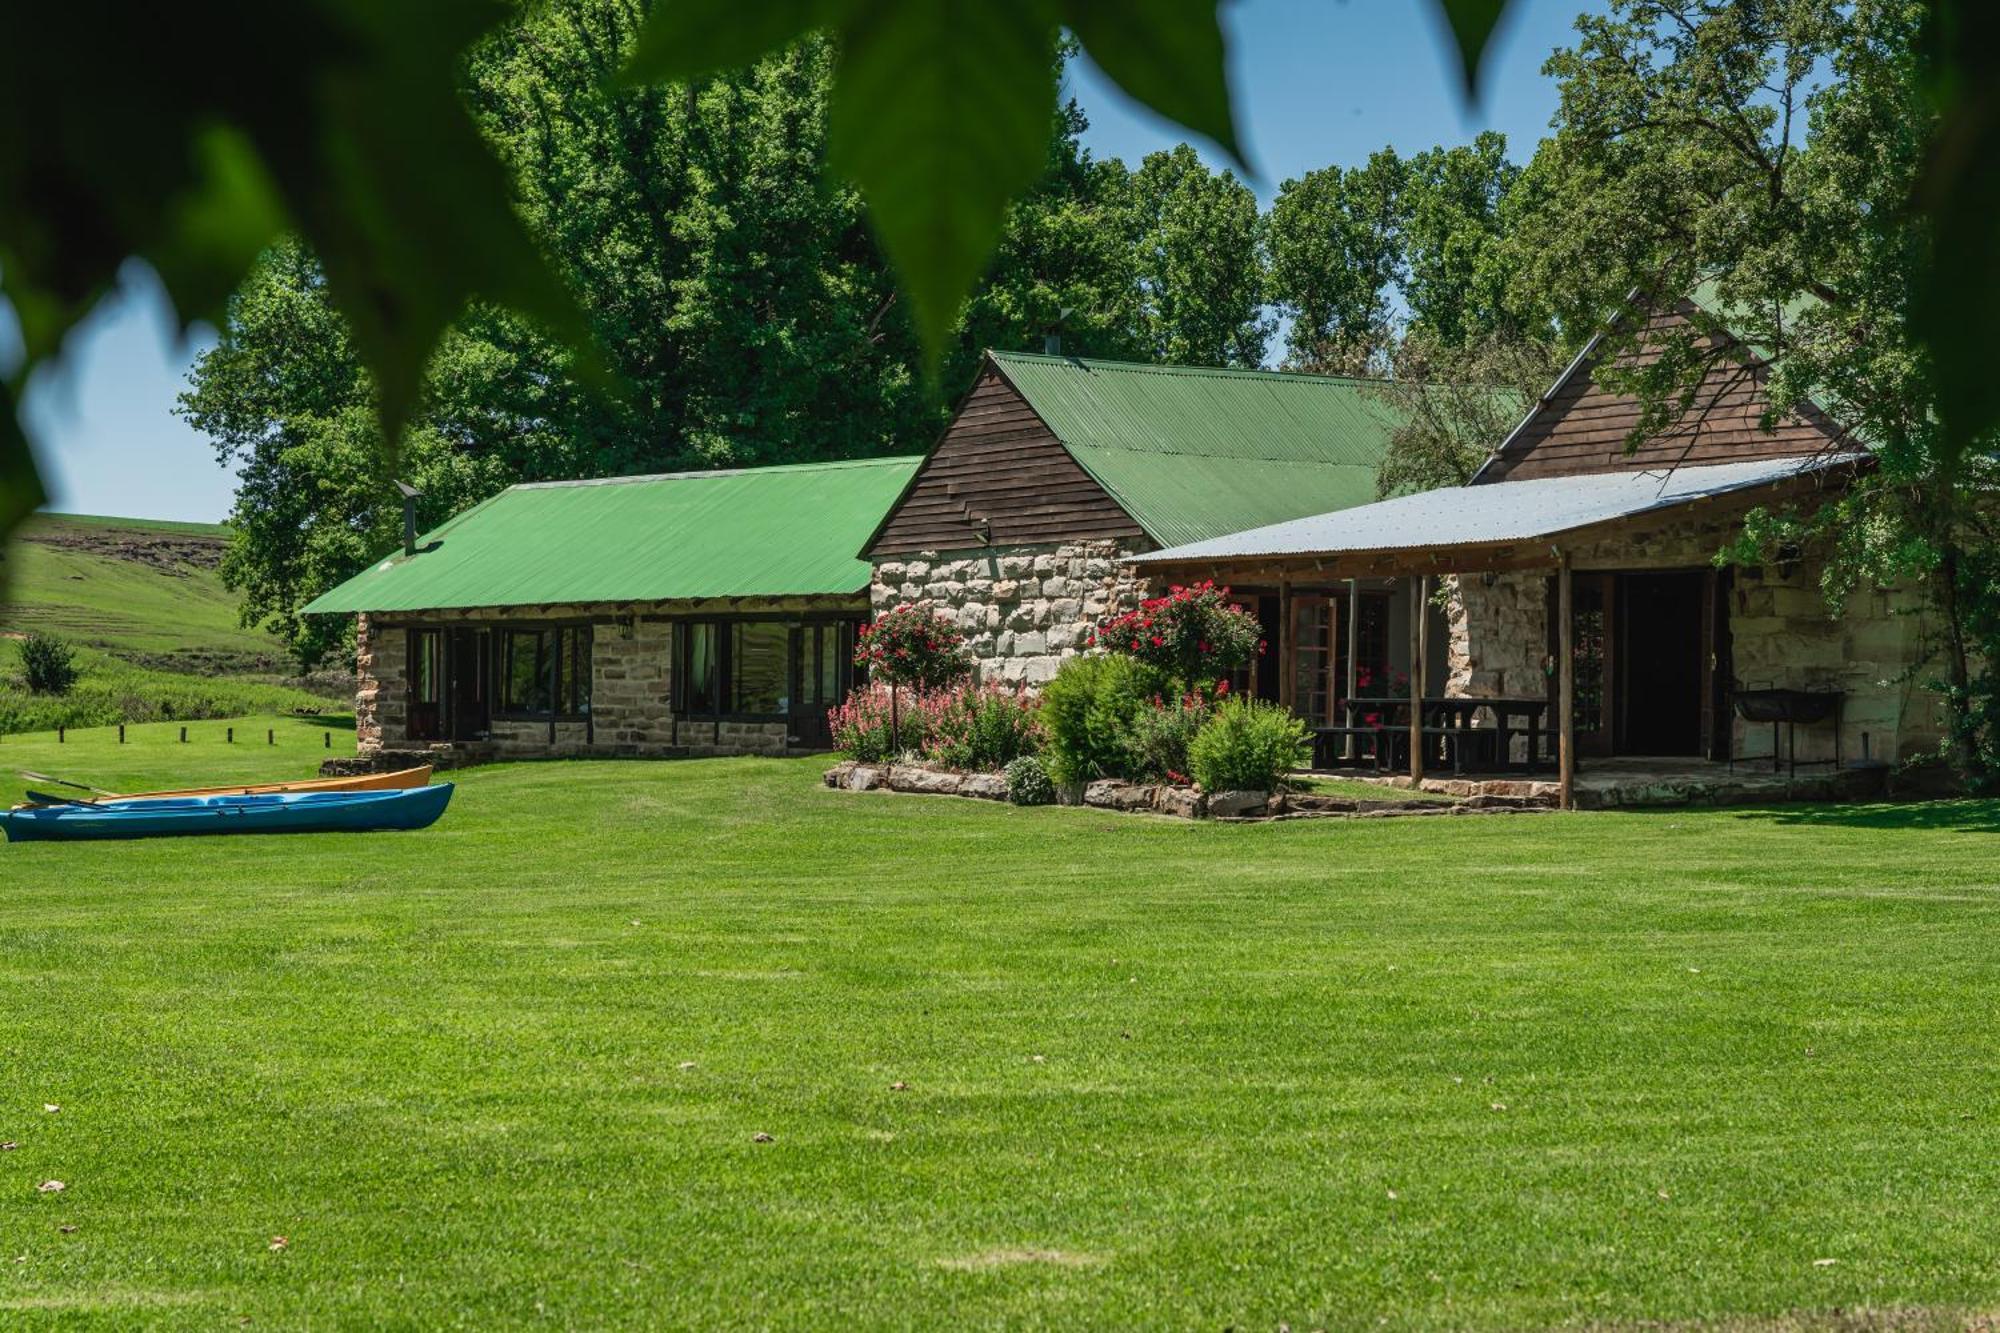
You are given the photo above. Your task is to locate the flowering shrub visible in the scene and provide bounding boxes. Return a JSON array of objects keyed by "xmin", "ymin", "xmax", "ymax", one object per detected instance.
[
  {"xmin": 853, "ymin": 604, "xmax": 973, "ymax": 689},
  {"xmin": 921, "ymin": 681, "xmax": 1043, "ymax": 771},
  {"xmin": 1125, "ymin": 689, "xmax": 1212, "ymax": 784},
  {"xmin": 829, "ymin": 679, "xmax": 1040, "ymax": 769},
  {"xmin": 1004, "ymin": 755, "xmax": 1055, "ymax": 806},
  {"xmin": 827, "ymin": 681, "xmax": 929, "ymax": 762},
  {"xmin": 1088, "ymin": 581, "xmax": 1263, "ymax": 691},
  {"xmin": 1188, "ymin": 698, "xmax": 1312, "ymax": 793}
]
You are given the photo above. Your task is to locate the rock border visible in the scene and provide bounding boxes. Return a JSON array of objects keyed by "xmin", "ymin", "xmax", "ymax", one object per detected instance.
[{"xmin": 822, "ymin": 762, "xmax": 1553, "ymax": 821}]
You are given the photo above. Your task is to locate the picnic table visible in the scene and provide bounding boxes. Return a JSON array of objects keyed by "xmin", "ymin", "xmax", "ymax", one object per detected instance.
[{"xmin": 1323, "ymin": 696, "xmax": 1553, "ymax": 774}]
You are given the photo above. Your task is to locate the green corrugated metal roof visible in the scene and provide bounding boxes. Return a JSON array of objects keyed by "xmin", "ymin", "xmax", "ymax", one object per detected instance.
[
  {"xmin": 987, "ymin": 351, "xmax": 1408, "ymax": 547},
  {"xmin": 302, "ymin": 456, "xmax": 921, "ymax": 615}
]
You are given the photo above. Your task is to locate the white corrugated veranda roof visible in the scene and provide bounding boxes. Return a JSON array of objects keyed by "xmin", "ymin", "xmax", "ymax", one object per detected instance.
[{"xmin": 1135, "ymin": 455, "xmax": 1861, "ymax": 566}]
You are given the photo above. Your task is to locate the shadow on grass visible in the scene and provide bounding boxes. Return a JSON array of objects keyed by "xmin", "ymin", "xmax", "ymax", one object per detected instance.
[
  {"xmin": 280, "ymin": 712, "xmax": 356, "ymax": 732},
  {"xmin": 1724, "ymin": 799, "xmax": 2000, "ymax": 833}
]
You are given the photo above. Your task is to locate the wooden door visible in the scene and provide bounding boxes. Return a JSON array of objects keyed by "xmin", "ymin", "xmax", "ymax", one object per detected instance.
[
  {"xmin": 1548, "ymin": 575, "xmax": 1615, "ymax": 757},
  {"xmin": 445, "ymin": 628, "xmax": 489, "ymax": 741}
]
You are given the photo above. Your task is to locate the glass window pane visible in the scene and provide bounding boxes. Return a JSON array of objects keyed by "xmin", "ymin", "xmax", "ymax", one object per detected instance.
[
  {"xmin": 504, "ymin": 630, "xmax": 551, "ymax": 713},
  {"xmin": 683, "ymin": 623, "xmax": 718, "ymax": 714},
  {"xmin": 732, "ymin": 622, "xmax": 789, "ymax": 715},
  {"xmin": 815, "ymin": 625, "xmax": 839, "ymax": 704}
]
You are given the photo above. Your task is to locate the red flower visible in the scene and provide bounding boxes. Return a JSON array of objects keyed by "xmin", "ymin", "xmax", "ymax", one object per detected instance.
[{"xmin": 1215, "ymin": 678, "xmax": 1229, "ymax": 695}]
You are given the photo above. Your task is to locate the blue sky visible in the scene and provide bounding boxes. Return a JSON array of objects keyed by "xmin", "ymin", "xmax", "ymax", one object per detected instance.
[{"xmin": 16, "ymin": 0, "xmax": 1601, "ymax": 524}]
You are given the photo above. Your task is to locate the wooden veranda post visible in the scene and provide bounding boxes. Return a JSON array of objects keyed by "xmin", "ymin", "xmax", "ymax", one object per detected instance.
[
  {"xmin": 1558, "ymin": 550, "xmax": 1575, "ymax": 811},
  {"xmin": 1278, "ymin": 577, "xmax": 1295, "ymax": 712},
  {"xmin": 1409, "ymin": 575, "xmax": 1427, "ymax": 784}
]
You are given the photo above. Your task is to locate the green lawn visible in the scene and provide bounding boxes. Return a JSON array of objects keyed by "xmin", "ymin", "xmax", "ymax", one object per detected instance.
[{"xmin": 4, "ymin": 721, "xmax": 2000, "ymax": 1328}]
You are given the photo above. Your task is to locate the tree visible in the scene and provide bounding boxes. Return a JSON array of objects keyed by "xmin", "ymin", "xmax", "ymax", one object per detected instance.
[
  {"xmin": 1368, "ymin": 331, "xmax": 1561, "ymax": 497},
  {"xmin": 1399, "ymin": 131, "xmax": 1530, "ymax": 346},
  {"xmin": 1267, "ymin": 149, "xmax": 1405, "ymax": 367},
  {"xmin": 959, "ymin": 68, "xmax": 1148, "ymax": 364},
  {"xmin": 1512, "ymin": 0, "xmax": 2000, "ymax": 782},
  {"xmin": 1126, "ymin": 145, "xmax": 1271, "ymax": 367},
  {"xmin": 182, "ymin": 18, "xmax": 1155, "ymax": 669},
  {"xmin": 13, "ymin": 0, "xmax": 2000, "ymax": 554}
]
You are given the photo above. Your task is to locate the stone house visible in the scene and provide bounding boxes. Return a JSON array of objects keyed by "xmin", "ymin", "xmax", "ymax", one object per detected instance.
[
  {"xmin": 1134, "ymin": 296, "xmax": 1943, "ymax": 804},
  {"xmin": 862, "ymin": 350, "xmax": 1426, "ymax": 688},
  {"xmin": 303, "ymin": 457, "xmax": 918, "ymax": 761}
]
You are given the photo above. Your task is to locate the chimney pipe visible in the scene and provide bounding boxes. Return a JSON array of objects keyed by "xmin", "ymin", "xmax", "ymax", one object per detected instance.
[{"xmin": 395, "ymin": 480, "xmax": 423, "ymax": 556}]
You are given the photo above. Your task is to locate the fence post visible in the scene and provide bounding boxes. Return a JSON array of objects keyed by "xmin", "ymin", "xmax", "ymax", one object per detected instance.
[
  {"xmin": 227, "ymin": 727, "xmax": 234, "ymax": 744},
  {"xmin": 268, "ymin": 729, "xmax": 274, "ymax": 746},
  {"xmin": 58, "ymin": 727, "xmax": 64, "ymax": 744},
  {"xmin": 324, "ymin": 731, "xmax": 331, "ymax": 749},
  {"xmin": 180, "ymin": 726, "xmax": 187, "ymax": 744},
  {"xmin": 118, "ymin": 724, "xmax": 125, "ymax": 744}
]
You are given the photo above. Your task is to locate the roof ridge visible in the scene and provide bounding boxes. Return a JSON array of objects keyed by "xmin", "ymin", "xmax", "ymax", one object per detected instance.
[
  {"xmin": 987, "ymin": 348, "xmax": 1390, "ymax": 389},
  {"xmin": 509, "ymin": 455, "xmax": 920, "ymax": 491}
]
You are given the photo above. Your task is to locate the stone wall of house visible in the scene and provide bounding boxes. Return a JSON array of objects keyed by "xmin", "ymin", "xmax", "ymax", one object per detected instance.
[
  {"xmin": 869, "ymin": 540, "xmax": 1152, "ymax": 685},
  {"xmin": 1443, "ymin": 517, "xmax": 1942, "ymax": 764},
  {"xmin": 353, "ymin": 613, "xmax": 402, "ymax": 754},
  {"xmin": 351, "ymin": 595, "xmax": 861, "ymax": 759}
]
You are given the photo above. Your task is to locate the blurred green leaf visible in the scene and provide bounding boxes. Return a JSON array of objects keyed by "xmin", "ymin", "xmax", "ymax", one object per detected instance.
[
  {"xmin": 828, "ymin": 0, "xmax": 1062, "ymax": 354},
  {"xmin": 1915, "ymin": 0, "xmax": 1999, "ymax": 455},
  {"xmin": 0, "ymin": 381, "xmax": 44, "ymax": 547},
  {"xmin": 1431, "ymin": 0, "xmax": 1510, "ymax": 94},
  {"xmin": 624, "ymin": 0, "xmax": 837, "ymax": 84},
  {"xmin": 1064, "ymin": 0, "xmax": 1244, "ymax": 167},
  {"xmin": 0, "ymin": 0, "xmax": 592, "ymax": 541}
]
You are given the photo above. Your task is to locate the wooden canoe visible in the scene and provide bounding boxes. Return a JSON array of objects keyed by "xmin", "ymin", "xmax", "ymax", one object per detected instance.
[{"xmin": 100, "ymin": 765, "xmax": 433, "ymax": 802}]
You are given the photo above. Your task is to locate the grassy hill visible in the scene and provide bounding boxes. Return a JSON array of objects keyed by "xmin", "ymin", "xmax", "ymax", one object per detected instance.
[{"xmin": 0, "ymin": 512, "xmax": 342, "ymax": 733}]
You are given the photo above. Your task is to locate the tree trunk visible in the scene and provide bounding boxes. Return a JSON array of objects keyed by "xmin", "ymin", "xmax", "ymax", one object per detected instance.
[{"xmin": 1937, "ymin": 539, "xmax": 1981, "ymax": 782}]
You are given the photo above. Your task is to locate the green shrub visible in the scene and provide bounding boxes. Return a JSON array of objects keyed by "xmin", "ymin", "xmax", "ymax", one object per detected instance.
[
  {"xmin": 922, "ymin": 682, "xmax": 1042, "ymax": 770},
  {"xmin": 19, "ymin": 632, "xmax": 79, "ymax": 696},
  {"xmin": 1188, "ymin": 697, "xmax": 1312, "ymax": 793},
  {"xmin": 1003, "ymin": 755, "xmax": 1055, "ymax": 806},
  {"xmin": 1038, "ymin": 654, "xmax": 1164, "ymax": 785},
  {"xmin": 1125, "ymin": 690, "xmax": 1211, "ymax": 784}
]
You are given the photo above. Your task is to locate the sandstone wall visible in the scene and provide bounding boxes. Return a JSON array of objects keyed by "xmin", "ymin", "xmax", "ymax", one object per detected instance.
[
  {"xmin": 869, "ymin": 540, "xmax": 1152, "ymax": 685},
  {"xmin": 1444, "ymin": 517, "xmax": 1941, "ymax": 764},
  {"xmin": 351, "ymin": 595, "xmax": 862, "ymax": 759}
]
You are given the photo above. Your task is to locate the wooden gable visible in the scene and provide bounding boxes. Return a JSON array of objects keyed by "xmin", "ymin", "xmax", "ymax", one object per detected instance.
[
  {"xmin": 865, "ymin": 363, "xmax": 1147, "ymax": 558},
  {"xmin": 1477, "ymin": 303, "xmax": 1850, "ymax": 484}
]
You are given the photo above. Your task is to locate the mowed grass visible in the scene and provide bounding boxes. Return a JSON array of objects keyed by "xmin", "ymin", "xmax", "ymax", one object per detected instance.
[{"xmin": 3, "ymin": 722, "xmax": 2000, "ymax": 1328}]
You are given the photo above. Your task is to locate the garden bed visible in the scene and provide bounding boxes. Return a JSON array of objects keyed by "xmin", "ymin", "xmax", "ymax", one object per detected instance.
[{"xmin": 822, "ymin": 760, "xmax": 1554, "ymax": 820}]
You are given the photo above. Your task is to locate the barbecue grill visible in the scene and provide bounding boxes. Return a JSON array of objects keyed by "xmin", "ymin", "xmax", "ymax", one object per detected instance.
[{"xmin": 1730, "ymin": 687, "xmax": 1843, "ymax": 775}]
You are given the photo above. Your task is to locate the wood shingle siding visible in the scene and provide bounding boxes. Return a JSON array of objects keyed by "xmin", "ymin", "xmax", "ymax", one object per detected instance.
[
  {"xmin": 1478, "ymin": 304, "xmax": 1847, "ymax": 483},
  {"xmin": 866, "ymin": 369, "xmax": 1146, "ymax": 556}
]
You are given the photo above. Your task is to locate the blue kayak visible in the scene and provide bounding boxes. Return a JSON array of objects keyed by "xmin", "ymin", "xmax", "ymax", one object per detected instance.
[{"xmin": 1, "ymin": 784, "xmax": 453, "ymax": 842}]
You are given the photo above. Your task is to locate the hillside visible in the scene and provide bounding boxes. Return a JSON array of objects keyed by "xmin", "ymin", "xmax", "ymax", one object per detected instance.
[{"xmin": 0, "ymin": 512, "xmax": 343, "ymax": 732}]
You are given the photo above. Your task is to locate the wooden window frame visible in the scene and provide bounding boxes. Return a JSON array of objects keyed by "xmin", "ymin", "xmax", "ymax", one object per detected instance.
[
  {"xmin": 492, "ymin": 623, "xmax": 592, "ymax": 723},
  {"xmin": 672, "ymin": 614, "xmax": 865, "ymax": 724}
]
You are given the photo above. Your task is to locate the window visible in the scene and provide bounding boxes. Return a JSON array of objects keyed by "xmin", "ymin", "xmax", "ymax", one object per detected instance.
[
  {"xmin": 498, "ymin": 626, "xmax": 590, "ymax": 718},
  {"xmin": 407, "ymin": 629, "xmax": 444, "ymax": 741},
  {"xmin": 680, "ymin": 622, "xmax": 720, "ymax": 714},
  {"xmin": 674, "ymin": 618, "xmax": 861, "ymax": 719},
  {"xmin": 732, "ymin": 622, "xmax": 790, "ymax": 716}
]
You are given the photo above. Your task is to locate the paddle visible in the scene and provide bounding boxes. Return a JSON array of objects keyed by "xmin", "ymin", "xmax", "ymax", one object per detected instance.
[
  {"xmin": 25, "ymin": 791, "xmax": 94, "ymax": 808},
  {"xmin": 18, "ymin": 771, "xmax": 119, "ymax": 800}
]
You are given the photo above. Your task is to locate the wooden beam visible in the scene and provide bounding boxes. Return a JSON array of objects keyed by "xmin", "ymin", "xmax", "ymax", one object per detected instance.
[
  {"xmin": 1558, "ymin": 550, "xmax": 1575, "ymax": 811},
  {"xmin": 1409, "ymin": 575, "xmax": 1426, "ymax": 785},
  {"xmin": 1278, "ymin": 577, "xmax": 1295, "ymax": 712}
]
